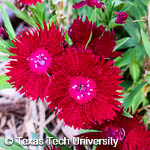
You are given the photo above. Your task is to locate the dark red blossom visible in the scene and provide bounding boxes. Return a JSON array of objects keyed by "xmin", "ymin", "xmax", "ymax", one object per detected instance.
[
  {"xmin": 18, "ymin": 0, "xmax": 42, "ymax": 6},
  {"xmin": 77, "ymin": 112, "xmax": 150, "ymax": 150},
  {"xmin": 6, "ymin": 22, "xmax": 65, "ymax": 100},
  {"xmin": 46, "ymin": 49, "xmax": 123, "ymax": 129},
  {"xmin": 68, "ymin": 16, "xmax": 122, "ymax": 58},
  {"xmin": 122, "ymin": 126, "xmax": 150, "ymax": 150},
  {"xmin": 0, "ymin": 27, "xmax": 9, "ymax": 40},
  {"xmin": 73, "ymin": 0, "xmax": 104, "ymax": 9},
  {"xmin": 115, "ymin": 12, "xmax": 128, "ymax": 24}
]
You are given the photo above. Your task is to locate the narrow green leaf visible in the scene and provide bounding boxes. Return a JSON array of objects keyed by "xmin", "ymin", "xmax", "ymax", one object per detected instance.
[
  {"xmin": 92, "ymin": 145, "xmax": 97, "ymax": 150},
  {"xmin": 114, "ymin": 0, "xmax": 124, "ymax": 7},
  {"xmin": 0, "ymin": 56, "xmax": 9, "ymax": 61},
  {"xmin": 44, "ymin": 128, "xmax": 58, "ymax": 139},
  {"xmin": 114, "ymin": 37, "xmax": 129, "ymax": 50},
  {"xmin": 35, "ymin": 1, "xmax": 46, "ymax": 21},
  {"xmin": 49, "ymin": 14, "xmax": 58, "ymax": 25},
  {"xmin": 115, "ymin": 48, "xmax": 134, "ymax": 67},
  {"xmin": 143, "ymin": 97, "xmax": 149, "ymax": 107},
  {"xmin": 65, "ymin": 33, "xmax": 72, "ymax": 46},
  {"xmin": 44, "ymin": 128, "xmax": 71, "ymax": 150},
  {"xmin": 124, "ymin": 17, "xmax": 140, "ymax": 43},
  {"xmin": 31, "ymin": 9, "xmax": 44, "ymax": 28},
  {"xmin": 123, "ymin": 111, "xmax": 133, "ymax": 118},
  {"xmin": 0, "ymin": 5, "xmax": 16, "ymax": 39},
  {"xmin": 122, "ymin": 83, "xmax": 146, "ymax": 113},
  {"xmin": 3, "ymin": 0, "xmax": 36, "ymax": 26},
  {"xmin": 85, "ymin": 32, "xmax": 92, "ymax": 49},
  {"xmin": 0, "ymin": 75, "xmax": 11, "ymax": 90},
  {"xmin": 80, "ymin": 129, "xmax": 101, "ymax": 134},
  {"xmin": 0, "ymin": 137, "xmax": 27, "ymax": 150},
  {"xmin": 118, "ymin": 37, "xmax": 137, "ymax": 49},
  {"xmin": 0, "ymin": 47, "xmax": 9, "ymax": 54},
  {"xmin": 89, "ymin": 7, "xmax": 96, "ymax": 23},
  {"xmin": 129, "ymin": 62, "xmax": 141, "ymax": 83},
  {"xmin": 145, "ymin": 74, "xmax": 150, "ymax": 84},
  {"xmin": 132, "ymin": 90, "xmax": 143, "ymax": 114},
  {"xmin": 0, "ymin": 38, "xmax": 14, "ymax": 48},
  {"xmin": 141, "ymin": 29, "xmax": 150, "ymax": 58}
]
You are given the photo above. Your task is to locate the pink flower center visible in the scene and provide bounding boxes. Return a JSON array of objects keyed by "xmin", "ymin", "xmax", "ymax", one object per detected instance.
[
  {"xmin": 27, "ymin": 49, "xmax": 51, "ymax": 74},
  {"xmin": 69, "ymin": 77, "xmax": 96, "ymax": 104},
  {"xmin": 105, "ymin": 127, "xmax": 126, "ymax": 141}
]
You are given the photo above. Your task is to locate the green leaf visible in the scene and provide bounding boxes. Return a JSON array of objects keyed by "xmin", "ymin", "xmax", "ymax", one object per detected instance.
[
  {"xmin": 29, "ymin": 7, "xmax": 44, "ymax": 28},
  {"xmin": 124, "ymin": 17, "xmax": 140, "ymax": 43},
  {"xmin": 0, "ymin": 137, "xmax": 27, "ymax": 150},
  {"xmin": 115, "ymin": 45, "xmax": 144, "ymax": 68},
  {"xmin": 119, "ymin": 1, "xmax": 133, "ymax": 12},
  {"xmin": 44, "ymin": 128, "xmax": 71, "ymax": 150},
  {"xmin": 0, "ymin": 38, "xmax": 13, "ymax": 54},
  {"xmin": 0, "ymin": 47, "xmax": 9, "ymax": 54},
  {"xmin": 120, "ymin": 80, "xmax": 132, "ymax": 91},
  {"xmin": 89, "ymin": 7, "xmax": 96, "ymax": 23},
  {"xmin": 0, "ymin": 56, "xmax": 9, "ymax": 61},
  {"xmin": 114, "ymin": 37, "xmax": 129, "ymax": 50},
  {"xmin": 0, "ymin": 38, "xmax": 14, "ymax": 48},
  {"xmin": 3, "ymin": 0, "xmax": 36, "ymax": 26},
  {"xmin": 0, "ymin": 75, "xmax": 11, "ymax": 90},
  {"xmin": 85, "ymin": 31, "xmax": 92, "ymax": 49},
  {"xmin": 141, "ymin": 29, "xmax": 150, "ymax": 58},
  {"xmin": 35, "ymin": 1, "xmax": 46, "ymax": 21},
  {"xmin": 118, "ymin": 37, "xmax": 137, "ymax": 49},
  {"xmin": 65, "ymin": 33, "xmax": 72, "ymax": 46},
  {"xmin": 29, "ymin": 0, "xmax": 47, "ymax": 28},
  {"xmin": 123, "ymin": 111, "xmax": 133, "ymax": 118},
  {"xmin": 114, "ymin": 0, "xmax": 124, "ymax": 7},
  {"xmin": 115, "ymin": 48, "xmax": 134, "ymax": 67},
  {"xmin": 132, "ymin": 90, "xmax": 143, "ymax": 113},
  {"xmin": 145, "ymin": 74, "xmax": 150, "ymax": 84},
  {"xmin": 92, "ymin": 145, "xmax": 97, "ymax": 150},
  {"xmin": 129, "ymin": 62, "xmax": 141, "ymax": 83},
  {"xmin": 143, "ymin": 97, "xmax": 149, "ymax": 107},
  {"xmin": 122, "ymin": 82, "xmax": 146, "ymax": 113},
  {"xmin": 0, "ymin": 5, "xmax": 15, "ymax": 39},
  {"xmin": 80, "ymin": 129, "xmax": 101, "ymax": 134},
  {"xmin": 49, "ymin": 14, "xmax": 58, "ymax": 25}
]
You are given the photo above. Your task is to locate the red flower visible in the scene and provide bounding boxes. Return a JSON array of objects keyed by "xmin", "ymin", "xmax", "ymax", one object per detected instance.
[
  {"xmin": 115, "ymin": 12, "xmax": 128, "ymax": 24},
  {"xmin": 122, "ymin": 126, "xmax": 150, "ymax": 150},
  {"xmin": 18, "ymin": 0, "xmax": 42, "ymax": 6},
  {"xmin": 0, "ymin": 27, "xmax": 9, "ymax": 40},
  {"xmin": 46, "ymin": 49, "xmax": 123, "ymax": 129},
  {"xmin": 77, "ymin": 112, "xmax": 150, "ymax": 150},
  {"xmin": 73, "ymin": 0, "xmax": 104, "ymax": 9},
  {"xmin": 68, "ymin": 16, "xmax": 122, "ymax": 58},
  {"xmin": 6, "ymin": 22, "xmax": 65, "ymax": 100}
]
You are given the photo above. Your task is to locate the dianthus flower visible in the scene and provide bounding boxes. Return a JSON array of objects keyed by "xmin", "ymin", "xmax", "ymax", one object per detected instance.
[
  {"xmin": 73, "ymin": 0, "xmax": 104, "ymax": 9},
  {"xmin": 68, "ymin": 16, "xmax": 122, "ymax": 58},
  {"xmin": 6, "ymin": 22, "xmax": 65, "ymax": 100},
  {"xmin": 115, "ymin": 12, "xmax": 128, "ymax": 24},
  {"xmin": 46, "ymin": 49, "xmax": 123, "ymax": 129},
  {"xmin": 76, "ymin": 112, "xmax": 150, "ymax": 150},
  {"xmin": 18, "ymin": 0, "xmax": 42, "ymax": 6}
]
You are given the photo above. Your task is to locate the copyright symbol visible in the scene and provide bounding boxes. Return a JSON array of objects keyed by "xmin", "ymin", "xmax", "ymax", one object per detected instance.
[{"xmin": 4, "ymin": 137, "xmax": 14, "ymax": 146}]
